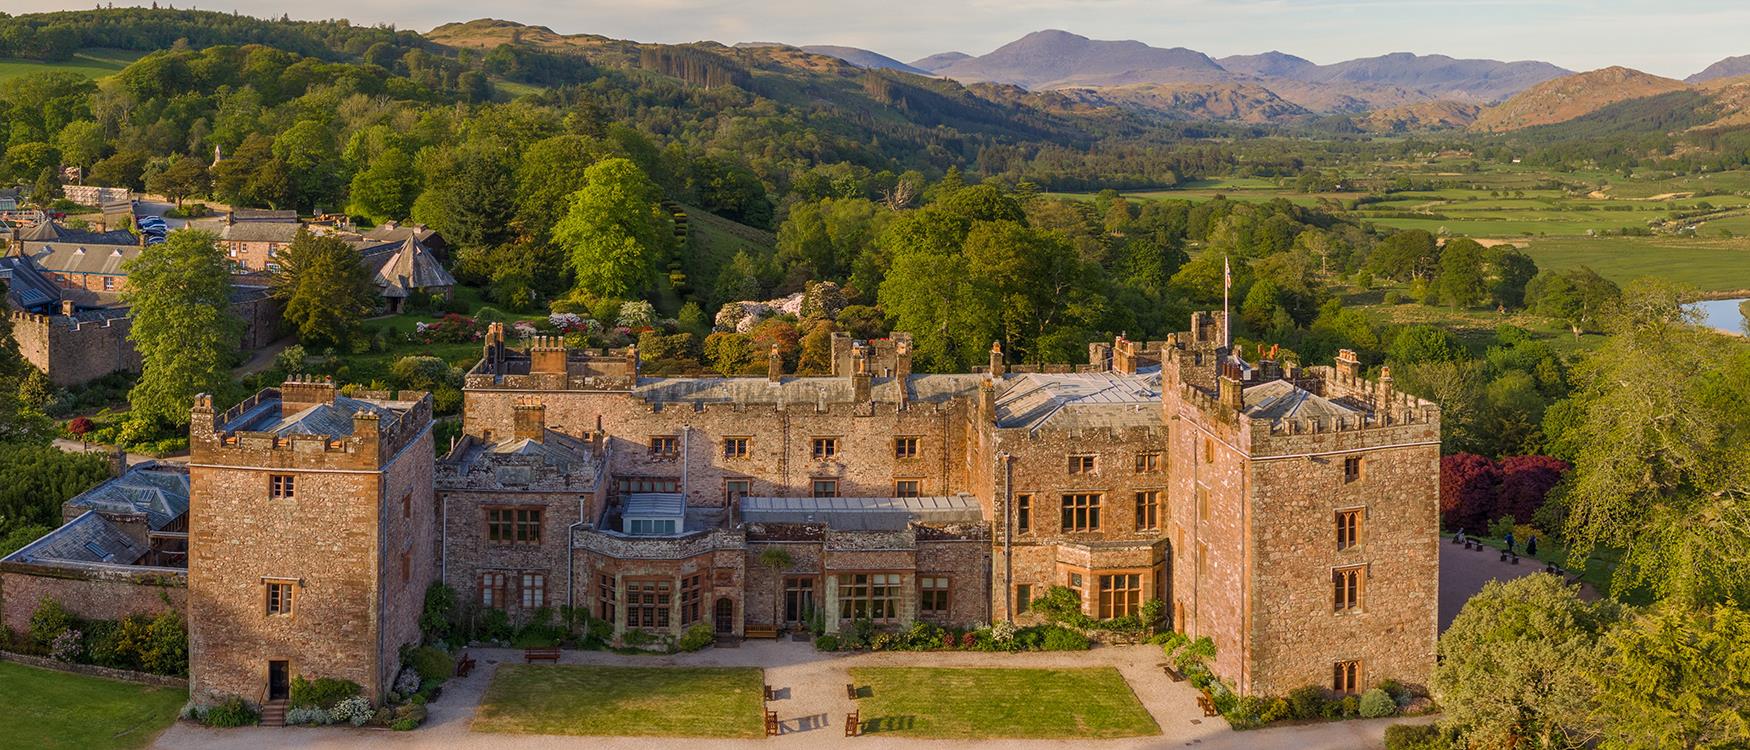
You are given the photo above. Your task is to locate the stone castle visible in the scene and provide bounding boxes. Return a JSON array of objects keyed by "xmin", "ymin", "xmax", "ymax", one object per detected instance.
[{"xmin": 2, "ymin": 311, "xmax": 1439, "ymax": 705}]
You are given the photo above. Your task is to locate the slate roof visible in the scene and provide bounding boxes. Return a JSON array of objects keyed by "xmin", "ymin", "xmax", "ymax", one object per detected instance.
[
  {"xmin": 994, "ymin": 370, "xmax": 1161, "ymax": 431},
  {"xmin": 223, "ymin": 395, "xmax": 401, "ymax": 438},
  {"xmin": 741, "ymin": 494, "xmax": 984, "ymax": 531},
  {"xmin": 63, "ymin": 463, "xmax": 190, "ymax": 531},
  {"xmin": 1242, "ymin": 379, "xmax": 1362, "ymax": 423},
  {"xmin": 18, "ymin": 221, "xmax": 137, "ymax": 245},
  {"xmin": 219, "ymin": 214, "xmax": 301, "ymax": 243},
  {"xmin": 2, "ymin": 511, "xmax": 146, "ymax": 567},
  {"xmin": 444, "ymin": 429, "xmax": 598, "ymax": 475},
  {"xmin": 363, "ymin": 222, "xmax": 443, "ymax": 248},
  {"xmin": 0, "ymin": 255, "xmax": 60, "ymax": 311},
  {"xmin": 26, "ymin": 241, "xmax": 140, "ymax": 277},
  {"xmin": 374, "ymin": 236, "xmax": 456, "ymax": 297}
]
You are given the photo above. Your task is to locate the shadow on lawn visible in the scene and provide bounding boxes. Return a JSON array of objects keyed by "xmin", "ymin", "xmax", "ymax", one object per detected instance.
[{"xmin": 863, "ymin": 715, "xmax": 917, "ymax": 733}]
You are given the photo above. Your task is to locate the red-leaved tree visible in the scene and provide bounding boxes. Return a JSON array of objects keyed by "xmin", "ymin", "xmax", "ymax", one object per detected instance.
[
  {"xmin": 1440, "ymin": 453, "xmax": 1503, "ymax": 532},
  {"xmin": 1497, "ymin": 455, "xmax": 1570, "ymax": 525}
]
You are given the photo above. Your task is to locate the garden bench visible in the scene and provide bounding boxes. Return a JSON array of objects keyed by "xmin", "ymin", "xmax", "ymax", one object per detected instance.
[
  {"xmin": 764, "ymin": 684, "xmax": 776, "ymax": 701},
  {"xmin": 1162, "ymin": 665, "xmax": 1185, "ymax": 682},
  {"xmin": 765, "ymin": 710, "xmax": 780, "ymax": 736},
  {"xmin": 455, "ymin": 652, "xmax": 476, "ymax": 677},
  {"xmin": 845, "ymin": 710, "xmax": 860, "ymax": 737},
  {"xmin": 1196, "ymin": 690, "xmax": 1220, "ymax": 717},
  {"xmin": 745, "ymin": 626, "xmax": 780, "ymax": 639},
  {"xmin": 846, "ymin": 683, "xmax": 858, "ymax": 699},
  {"xmin": 523, "ymin": 647, "xmax": 561, "ymax": 664}
]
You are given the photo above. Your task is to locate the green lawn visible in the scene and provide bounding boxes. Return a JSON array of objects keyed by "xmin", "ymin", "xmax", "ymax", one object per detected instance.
[
  {"xmin": 0, "ymin": 49, "xmax": 142, "ymax": 83},
  {"xmin": 473, "ymin": 665, "xmax": 765, "ymax": 738},
  {"xmin": 0, "ymin": 661, "xmax": 186, "ymax": 750},
  {"xmin": 849, "ymin": 666, "xmax": 1159, "ymax": 739}
]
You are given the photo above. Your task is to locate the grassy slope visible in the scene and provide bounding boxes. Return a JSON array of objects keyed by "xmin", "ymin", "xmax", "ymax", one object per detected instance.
[
  {"xmin": 0, "ymin": 48, "xmax": 141, "ymax": 83},
  {"xmin": 850, "ymin": 666, "xmax": 1159, "ymax": 739},
  {"xmin": 1521, "ymin": 236, "xmax": 1750, "ymax": 293},
  {"xmin": 677, "ymin": 203, "xmax": 778, "ymax": 302},
  {"xmin": 0, "ymin": 661, "xmax": 185, "ymax": 750},
  {"xmin": 473, "ymin": 665, "xmax": 765, "ymax": 738}
]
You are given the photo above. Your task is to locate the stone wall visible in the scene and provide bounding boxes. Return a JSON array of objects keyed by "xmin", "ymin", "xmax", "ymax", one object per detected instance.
[
  {"xmin": 0, "ymin": 563, "xmax": 186, "ymax": 636},
  {"xmin": 8, "ymin": 310, "xmax": 138, "ymax": 387},
  {"xmin": 989, "ymin": 421, "xmax": 1170, "ymax": 622},
  {"xmin": 464, "ymin": 388, "xmax": 971, "ymax": 507},
  {"xmin": 7, "ymin": 293, "xmax": 281, "ymax": 387}
]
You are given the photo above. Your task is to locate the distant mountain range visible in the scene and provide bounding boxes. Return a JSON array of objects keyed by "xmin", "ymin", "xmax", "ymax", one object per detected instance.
[
  {"xmin": 793, "ymin": 29, "xmax": 1750, "ymax": 130},
  {"xmin": 431, "ymin": 20, "xmax": 1750, "ymax": 133}
]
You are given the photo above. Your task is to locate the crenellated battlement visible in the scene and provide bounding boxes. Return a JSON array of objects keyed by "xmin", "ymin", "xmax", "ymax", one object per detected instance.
[{"xmin": 189, "ymin": 384, "xmax": 433, "ymax": 469}]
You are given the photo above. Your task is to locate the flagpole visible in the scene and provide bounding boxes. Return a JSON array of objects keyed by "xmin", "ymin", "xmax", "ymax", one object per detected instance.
[{"xmin": 1223, "ymin": 255, "xmax": 1231, "ymax": 349}]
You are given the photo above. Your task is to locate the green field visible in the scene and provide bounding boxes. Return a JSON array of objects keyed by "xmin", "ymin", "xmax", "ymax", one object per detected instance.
[
  {"xmin": 0, "ymin": 49, "xmax": 142, "ymax": 83},
  {"xmin": 0, "ymin": 661, "xmax": 186, "ymax": 750},
  {"xmin": 850, "ymin": 666, "xmax": 1159, "ymax": 739},
  {"xmin": 1520, "ymin": 236, "xmax": 1750, "ymax": 293},
  {"xmin": 473, "ymin": 665, "xmax": 766, "ymax": 738}
]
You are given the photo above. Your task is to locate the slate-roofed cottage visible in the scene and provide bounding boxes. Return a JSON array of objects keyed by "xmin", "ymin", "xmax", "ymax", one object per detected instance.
[
  {"xmin": 219, "ymin": 209, "xmax": 302, "ymax": 272},
  {"xmin": 9, "ymin": 221, "xmax": 143, "ymax": 300}
]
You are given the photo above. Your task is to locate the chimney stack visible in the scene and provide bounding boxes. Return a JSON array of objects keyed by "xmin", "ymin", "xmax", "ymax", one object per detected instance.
[
  {"xmin": 852, "ymin": 345, "xmax": 872, "ymax": 402},
  {"xmin": 1377, "ymin": 365, "xmax": 1395, "ymax": 413},
  {"xmin": 894, "ymin": 339, "xmax": 911, "ymax": 408},
  {"xmin": 989, "ymin": 341, "xmax": 1005, "ymax": 379},
  {"xmin": 513, "ymin": 397, "xmax": 546, "ymax": 443},
  {"xmin": 978, "ymin": 377, "xmax": 996, "ymax": 424},
  {"xmin": 1218, "ymin": 373, "xmax": 1244, "ymax": 411},
  {"xmin": 1113, "ymin": 336, "xmax": 1136, "ymax": 375},
  {"xmin": 768, "ymin": 344, "xmax": 783, "ymax": 383},
  {"xmin": 60, "ymin": 299, "xmax": 75, "ymax": 317},
  {"xmin": 1335, "ymin": 349, "xmax": 1361, "ymax": 381}
]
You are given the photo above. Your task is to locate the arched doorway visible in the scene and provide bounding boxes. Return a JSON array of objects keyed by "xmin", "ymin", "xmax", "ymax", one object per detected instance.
[{"xmin": 714, "ymin": 597, "xmax": 735, "ymax": 635}]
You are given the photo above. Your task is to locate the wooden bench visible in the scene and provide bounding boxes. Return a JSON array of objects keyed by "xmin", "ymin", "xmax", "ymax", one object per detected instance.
[
  {"xmin": 845, "ymin": 710, "xmax": 860, "ymax": 737},
  {"xmin": 523, "ymin": 647, "xmax": 561, "ymax": 664},
  {"xmin": 454, "ymin": 652, "xmax": 476, "ymax": 678},
  {"xmin": 1163, "ymin": 665, "xmax": 1185, "ymax": 682},
  {"xmin": 765, "ymin": 710, "xmax": 780, "ymax": 737},
  {"xmin": 745, "ymin": 626, "xmax": 780, "ymax": 639},
  {"xmin": 1196, "ymin": 690, "xmax": 1220, "ymax": 717},
  {"xmin": 846, "ymin": 683, "xmax": 858, "ymax": 700},
  {"xmin": 764, "ymin": 684, "xmax": 776, "ymax": 701}
]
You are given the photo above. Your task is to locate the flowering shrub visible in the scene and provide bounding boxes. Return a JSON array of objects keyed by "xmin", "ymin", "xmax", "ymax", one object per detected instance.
[
  {"xmin": 411, "ymin": 314, "xmax": 483, "ymax": 345},
  {"xmin": 512, "ymin": 321, "xmax": 539, "ymax": 339},
  {"xmin": 49, "ymin": 628, "xmax": 82, "ymax": 662},
  {"xmin": 395, "ymin": 666, "xmax": 422, "ymax": 696},
  {"xmin": 285, "ymin": 707, "xmax": 332, "ymax": 726},
  {"xmin": 989, "ymin": 620, "xmax": 1017, "ymax": 646},
  {"xmin": 329, "ymin": 696, "xmax": 373, "ymax": 727}
]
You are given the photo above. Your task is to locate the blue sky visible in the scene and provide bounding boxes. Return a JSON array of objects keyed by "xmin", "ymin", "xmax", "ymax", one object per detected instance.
[{"xmin": 14, "ymin": 0, "xmax": 1749, "ymax": 77}]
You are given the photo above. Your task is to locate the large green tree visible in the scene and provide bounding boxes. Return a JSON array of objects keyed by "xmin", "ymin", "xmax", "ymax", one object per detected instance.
[
  {"xmin": 1554, "ymin": 279, "xmax": 1750, "ymax": 606},
  {"xmin": 411, "ymin": 144, "xmax": 517, "ymax": 250},
  {"xmin": 1434, "ymin": 574, "xmax": 1619, "ymax": 750},
  {"xmin": 271, "ymin": 230, "xmax": 378, "ymax": 349},
  {"xmin": 123, "ymin": 230, "xmax": 242, "ymax": 426},
  {"xmin": 1590, "ymin": 601, "xmax": 1750, "ymax": 749},
  {"xmin": 346, "ymin": 146, "xmax": 420, "ymax": 224},
  {"xmin": 551, "ymin": 157, "xmax": 674, "ymax": 301}
]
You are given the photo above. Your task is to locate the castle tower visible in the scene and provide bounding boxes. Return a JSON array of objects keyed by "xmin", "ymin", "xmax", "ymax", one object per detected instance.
[
  {"xmin": 1163, "ymin": 314, "xmax": 1440, "ymax": 696},
  {"xmin": 186, "ymin": 378, "xmax": 436, "ymax": 706}
]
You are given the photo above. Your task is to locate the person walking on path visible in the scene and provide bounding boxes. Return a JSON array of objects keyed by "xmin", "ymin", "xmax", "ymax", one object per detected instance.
[
  {"xmin": 1504, "ymin": 530, "xmax": 1516, "ymax": 555},
  {"xmin": 1526, "ymin": 535, "xmax": 1538, "ymax": 558}
]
